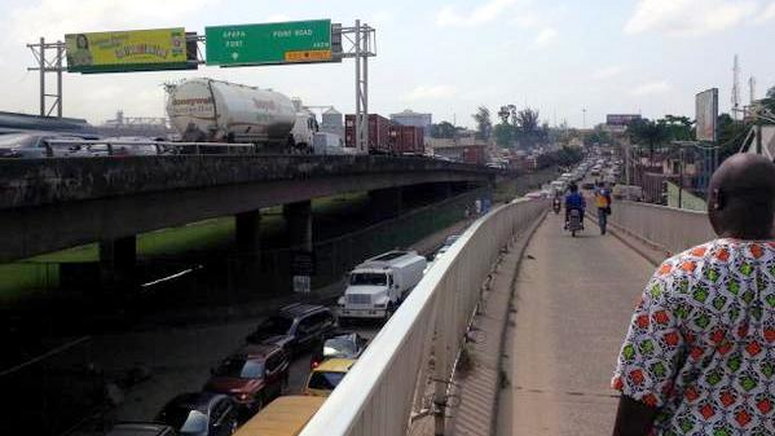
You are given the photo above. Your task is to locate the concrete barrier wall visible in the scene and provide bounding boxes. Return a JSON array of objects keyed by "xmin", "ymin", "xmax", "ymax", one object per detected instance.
[
  {"xmin": 0, "ymin": 155, "xmax": 492, "ymax": 210},
  {"xmin": 609, "ymin": 201, "xmax": 715, "ymax": 256},
  {"xmin": 299, "ymin": 198, "xmax": 548, "ymax": 436}
]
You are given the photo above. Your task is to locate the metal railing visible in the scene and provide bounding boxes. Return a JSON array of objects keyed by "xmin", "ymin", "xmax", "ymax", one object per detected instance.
[
  {"xmin": 609, "ymin": 201, "xmax": 714, "ymax": 256},
  {"xmin": 46, "ymin": 139, "xmax": 255, "ymax": 157},
  {"xmin": 299, "ymin": 198, "xmax": 547, "ymax": 436}
]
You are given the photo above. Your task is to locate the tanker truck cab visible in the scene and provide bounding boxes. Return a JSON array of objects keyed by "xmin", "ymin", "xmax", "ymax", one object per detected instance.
[
  {"xmin": 290, "ymin": 111, "xmax": 317, "ymax": 153},
  {"xmin": 337, "ymin": 251, "xmax": 427, "ymax": 321}
]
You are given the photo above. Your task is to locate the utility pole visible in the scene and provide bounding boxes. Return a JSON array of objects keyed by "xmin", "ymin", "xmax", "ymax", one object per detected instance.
[
  {"xmin": 27, "ymin": 37, "xmax": 65, "ymax": 117},
  {"xmin": 732, "ymin": 54, "xmax": 740, "ymax": 121},
  {"xmin": 582, "ymin": 108, "xmax": 587, "ymax": 129},
  {"xmin": 678, "ymin": 146, "xmax": 684, "ymax": 209}
]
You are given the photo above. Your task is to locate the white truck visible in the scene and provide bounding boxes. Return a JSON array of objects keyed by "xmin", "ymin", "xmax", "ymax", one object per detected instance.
[
  {"xmin": 165, "ymin": 78, "xmax": 318, "ymax": 153},
  {"xmin": 337, "ymin": 250, "xmax": 427, "ymax": 321}
]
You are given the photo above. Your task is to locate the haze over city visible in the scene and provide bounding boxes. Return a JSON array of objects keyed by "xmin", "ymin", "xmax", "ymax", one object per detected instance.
[{"xmin": 1, "ymin": 0, "xmax": 774, "ymax": 127}]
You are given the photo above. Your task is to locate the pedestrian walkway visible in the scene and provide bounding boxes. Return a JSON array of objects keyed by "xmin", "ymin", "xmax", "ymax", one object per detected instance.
[{"xmin": 496, "ymin": 213, "xmax": 656, "ymax": 435}]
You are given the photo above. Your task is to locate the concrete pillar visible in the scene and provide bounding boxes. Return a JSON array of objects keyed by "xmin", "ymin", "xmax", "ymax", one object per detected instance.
[
  {"xmin": 235, "ymin": 210, "xmax": 262, "ymax": 255},
  {"xmin": 368, "ymin": 187, "xmax": 403, "ymax": 220},
  {"xmin": 99, "ymin": 235, "xmax": 136, "ymax": 290},
  {"xmin": 283, "ymin": 200, "xmax": 313, "ymax": 250}
]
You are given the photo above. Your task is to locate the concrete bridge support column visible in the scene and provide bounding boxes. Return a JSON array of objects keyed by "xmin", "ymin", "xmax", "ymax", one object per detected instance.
[
  {"xmin": 283, "ymin": 200, "xmax": 313, "ymax": 250},
  {"xmin": 99, "ymin": 235, "xmax": 136, "ymax": 290},
  {"xmin": 235, "ymin": 210, "xmax": 263, "ymax": 289},
  {"xmin": 235, "ymin": 210, "xmax": 262, "ymax": 256},
  {"xmin": 368, "ymin": 187, "xmax": 403, "ymax": 221}
]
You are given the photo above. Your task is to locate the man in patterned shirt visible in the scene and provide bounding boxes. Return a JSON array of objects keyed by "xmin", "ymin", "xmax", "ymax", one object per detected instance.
[{"xmin": 611, "ymin": 153, "xmax": 775, "ymax": 436}]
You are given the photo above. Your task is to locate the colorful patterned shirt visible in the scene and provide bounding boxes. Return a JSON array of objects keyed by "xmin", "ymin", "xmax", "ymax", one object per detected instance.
[{"xmin": 612, "ymin": 239, "xmax": 775, "ymax": 436}]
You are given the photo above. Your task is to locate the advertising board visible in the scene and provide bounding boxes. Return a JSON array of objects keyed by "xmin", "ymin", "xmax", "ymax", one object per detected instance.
[{"xmin": 695, "ymin": 88, "xmax": 719, "ymax": 142}]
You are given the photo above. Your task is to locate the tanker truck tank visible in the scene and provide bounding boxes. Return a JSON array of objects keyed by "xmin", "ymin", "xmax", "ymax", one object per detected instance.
[{"xmin": 166, "ymin": 78, "xmax": 298, "ymax": 148}]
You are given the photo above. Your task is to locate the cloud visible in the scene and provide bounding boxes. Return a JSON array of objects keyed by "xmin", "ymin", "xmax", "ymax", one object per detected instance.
[
  {"xmin": 630, "ymin": 80, "xmax": 671, "ymax": 96},
  {"xmin": 624, "ymin": 0, "xmax": 758, "ymax": 37},
  {"xmin": 8, "ymin": 0, "xmax": 220, "ymax": 42},
  {"xmin": 404, "ymin": 85, "xmax": 457, "ymax": 101},
  {"xmin": 533, "ymin": 28, "xmax": 557, "ymax": 47},
  {"xmin": 593, "ymin": 65, "xmax": 626, "ymax": 80},
  {"xmin": 757, "ymin": 2, "xmax": 775, "ymax": 22},
  {"xmin": 436, "ymin": 0, "xmax": 518, "ymax": 27}
]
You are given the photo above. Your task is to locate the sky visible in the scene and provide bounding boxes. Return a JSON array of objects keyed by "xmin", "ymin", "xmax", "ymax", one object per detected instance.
[{"xmin": 0, "ymin": 0, "xmax": 774, "ymax": 129}]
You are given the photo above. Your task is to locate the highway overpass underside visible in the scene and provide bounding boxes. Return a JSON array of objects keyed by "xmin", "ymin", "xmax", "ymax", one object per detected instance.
[{"xmin": 1, "ymin": 179, "xmax": 480, "ymax": 289}]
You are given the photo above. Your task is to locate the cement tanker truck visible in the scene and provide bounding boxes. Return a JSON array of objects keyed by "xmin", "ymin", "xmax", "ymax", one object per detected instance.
[{"xmin": 166, "ymin": 78, "xmax": 317, "ymax": 153}]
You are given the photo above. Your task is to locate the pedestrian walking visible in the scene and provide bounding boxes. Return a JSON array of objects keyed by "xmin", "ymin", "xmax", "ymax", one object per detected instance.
[
  {"xmin": 611, "ymin": 154, "xmax": 775, "ymax": 435},
  {"xmin": 595, "ymin": 182, "xmax": 612, "ymax": 235}
]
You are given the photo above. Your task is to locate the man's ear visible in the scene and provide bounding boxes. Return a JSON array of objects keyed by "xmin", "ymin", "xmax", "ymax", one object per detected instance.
[{"xmin": 712, "ymin": 188, "xmax": 725, "ymax": 210}]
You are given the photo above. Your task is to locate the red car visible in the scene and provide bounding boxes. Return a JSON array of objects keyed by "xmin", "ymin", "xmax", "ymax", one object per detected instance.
[{"xmin": 203, "ymin": 344, "xmax": 289, "ymax": 414}]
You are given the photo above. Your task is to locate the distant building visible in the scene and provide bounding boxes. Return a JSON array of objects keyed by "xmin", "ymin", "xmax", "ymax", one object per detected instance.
[
  {"xmin": 428, "ymin": 136, "xmax": 487, "ymax": 165},
  {"xmin": 320, "ymin": 107, "xmax": 344, "ymax": 139},
  {"xmin": 98, "ymin": 111, "xmax": 174, "ymax": 138},
  {"xmin": 390, "ymin": 109, "xmax": 432, "ymax": 137}
]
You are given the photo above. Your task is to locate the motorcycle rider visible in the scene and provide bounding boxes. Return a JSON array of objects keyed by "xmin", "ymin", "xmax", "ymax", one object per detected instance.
[
  {"xmin": 565, "ymin": 183, "xmax": 586, "ymax": 230},
  {"xmin": 595, "ymin": 181, "xmax": 612, "ymax": 235},
  {"xmin": 552, "ymin": 191, "xmax": 562, "ymax": 213}
]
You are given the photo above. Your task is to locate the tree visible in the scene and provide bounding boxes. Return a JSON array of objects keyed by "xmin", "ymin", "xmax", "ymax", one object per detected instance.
[
  {"xmin": 430, "ymin": 121, "xmax": 458, "ymax": 138},
  {"xmin": 661, "ymin": 114, "xmax": 694, "ymax": 141},
  {"xmin": 716, "ymin": 113, "xmax": 752, "ymax": 161},
  {"xmin": 493, "ymin": 123, "xmax": 513, "ymax": 148},
  {"xmin": 627, "ymin": 118, "xmax": 670, "ymax": 163},
  {"xmin": 472, "ymin": 106, "xmax": 493, "ymax": 141}
]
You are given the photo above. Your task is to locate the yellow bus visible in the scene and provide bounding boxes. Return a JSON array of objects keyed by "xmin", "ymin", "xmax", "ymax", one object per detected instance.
[{"xmin": 233, "ymin": 396, "xmax": 325, "ymax": 436}]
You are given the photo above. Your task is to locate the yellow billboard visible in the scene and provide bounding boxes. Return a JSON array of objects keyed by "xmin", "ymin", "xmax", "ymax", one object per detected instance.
[{"xmin": 65, "ymin": 28, "xmax": 190, "ymax": 73}]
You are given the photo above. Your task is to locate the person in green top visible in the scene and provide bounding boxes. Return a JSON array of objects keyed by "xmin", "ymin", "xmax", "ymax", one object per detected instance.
[{"xmin": 68, "ymin": 34, "xmax": 93, "ymax": 67}]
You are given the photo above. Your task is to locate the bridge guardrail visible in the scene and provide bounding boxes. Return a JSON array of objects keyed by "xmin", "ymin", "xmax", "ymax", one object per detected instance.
[
  {"xmin": 609, "ymin": 201, "xmax": 714, "ymax": 257},
  {"xmin": 299, "ymin": 197, "xmax": 547, "ymax": 436}
]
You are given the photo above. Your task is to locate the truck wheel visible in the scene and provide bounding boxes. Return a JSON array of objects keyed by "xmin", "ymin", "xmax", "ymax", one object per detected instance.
[{"xmin": 385, "ymin": 304, "xmax": 395, "ymax": 321}]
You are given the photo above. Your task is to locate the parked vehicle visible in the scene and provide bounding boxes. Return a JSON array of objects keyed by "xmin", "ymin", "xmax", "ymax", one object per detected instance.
[
  {"xmin": 337, "ymin": 250, "xmax": 427, "ymax": 321},
  {"xmin": 106, "ymin": 423, "xmax": 177, "ymax": 436},
  {"xmin": 245, "ymin": 304, "xmax": 337, "ymax": 356},
  {"xmin": 0, "ymin": 132, "xmax": 96, "ymax": 158},
  {"xmin": 232, "ymin": 396, "xmax": 325, "ymax": 436},
  {"xmin": 310, "ymin": 331, "xmax": 369, "ymax": 369},
  {"xmin": 203, "ymin": 344, "xmax": 289, "ymax": 414},
  {"xmin": 303, "ymin": 358, "xmax": 356, "ymax": 397},
  {"xmin": 166, "ymin": 78, "xmax": 317, "ymax": 153},
  {"xmin": 156, "ymin": 392, "xmax": 238, "ymax": 436}
]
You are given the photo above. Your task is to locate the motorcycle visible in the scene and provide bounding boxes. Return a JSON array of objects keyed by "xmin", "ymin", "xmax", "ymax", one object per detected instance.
[
  {"xmin": 552, "ymin": 199, "xmax": 561, "ymax": 214},
  {"xmin": 567, "ymin": 208, "xmax": 583, "ymax": 237}
]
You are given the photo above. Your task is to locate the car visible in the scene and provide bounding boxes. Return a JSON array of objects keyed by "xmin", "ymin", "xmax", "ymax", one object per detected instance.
[
  {"xmin": 582, "ymin": 182, "xmax": 595, "ymax": 190},
  {"xmin": 245, "ymin": 303, "xmax": 337, "ymax": 356},
  {"xmin": 310, "ymin": 331, "xmax": 369, "ymax": 368},
  {"xmin": 204, "ymin": 344, "xmax": 289, "ymax": 414},
  {"xmin": 98, "ymin": 136, "xmax": 166, "ymax": 156},
  {"xmin": 156, "ymin": 392, "xmax": 238, "ymax": 436},
  {"xmin": 303, "ymin": 358, "xmax": 356, "ymax": 397},
  {"xmin": 106, "ymin": 423, "xmax": 177, "ymax": 436},
  {"xmin": 0, "ymin": 132, "xmax": 96, "ymax": 158}
]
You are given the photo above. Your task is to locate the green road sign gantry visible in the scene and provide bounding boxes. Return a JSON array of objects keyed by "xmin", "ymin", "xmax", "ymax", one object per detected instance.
[{"xmin": 205, "ymin": 19, "xmax": 332, "ymax": 66}]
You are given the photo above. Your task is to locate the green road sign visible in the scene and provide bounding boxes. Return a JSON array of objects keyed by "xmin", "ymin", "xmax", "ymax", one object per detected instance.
[{"xmin": 206, "ymin": 19, "xmax": 332, "ymax": 66}]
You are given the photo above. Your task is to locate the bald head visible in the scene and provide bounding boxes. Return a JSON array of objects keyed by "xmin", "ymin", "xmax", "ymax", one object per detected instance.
[{"xmin": 708, "ymin": 153, "xmax": 775, "ymax": 239}]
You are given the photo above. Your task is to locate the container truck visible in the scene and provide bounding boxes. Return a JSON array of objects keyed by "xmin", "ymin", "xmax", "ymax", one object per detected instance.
[
  {"xmin": 166, "ymin": 78, "xmax": 318, "ymax": 153},
  {"xmin": 344, "ymin": 114, "xmax": 391, "ymax": 154},
  {"xmin": 337, "ymin": 250, "xmax": 427, "ymax": 321},
  {"xmin": 389, "ymin": 124, "xmax": 425, "ymax": 155}
]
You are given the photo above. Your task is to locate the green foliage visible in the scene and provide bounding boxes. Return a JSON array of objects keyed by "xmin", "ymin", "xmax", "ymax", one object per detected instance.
[
  {"xmin": 430, "ymin": 121, "xmax": 462, "ymax": 138},
  {"xmin": 536, "ymin": 147, "xmax": 583, "ymax": 169},
  {"xmin": 717, "ymin": 113, "xmax": 752, "ymax": 161},
  {"xmin": 472, "ymin": 106, "xmax": 493, "ymax": 140},
  {"xmin": 627, "ymin": 118, "xmax": 671, "ymax": 162},
  {"xmin": 494, "ymin": 104, "xmax": 547, "ymax": 149}
]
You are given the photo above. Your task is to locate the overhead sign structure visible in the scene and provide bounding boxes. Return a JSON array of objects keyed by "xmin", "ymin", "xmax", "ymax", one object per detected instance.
[
  {"xmin": 695, "ymin": 88, "xmax": 718, "ymax": 142},
  {"xmin": 205, "ymin": 19, "xmax": 333, "ymax": 66},
  {"xmin": 65, "ymin": 28, "xmax": 192, "ymax": 73}
]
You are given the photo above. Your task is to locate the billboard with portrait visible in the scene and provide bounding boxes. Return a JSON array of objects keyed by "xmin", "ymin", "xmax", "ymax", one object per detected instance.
[{"xmin": 65, "ymin": 28, "xmax": 192, "ymax": 73}]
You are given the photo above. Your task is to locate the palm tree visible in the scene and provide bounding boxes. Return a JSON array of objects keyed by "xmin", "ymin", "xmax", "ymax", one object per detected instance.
[{"xmin": 627, "ymin": 118, "xmax": 670, "ymax": 164}]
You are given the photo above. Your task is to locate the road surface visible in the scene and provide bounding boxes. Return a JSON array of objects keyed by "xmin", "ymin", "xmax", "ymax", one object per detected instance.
[{"xmin": 496, "ymin": 212, "xmax": 655, "ymax": 435}]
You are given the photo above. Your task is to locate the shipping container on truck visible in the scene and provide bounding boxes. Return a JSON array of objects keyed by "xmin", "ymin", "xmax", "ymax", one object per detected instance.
[
  {"xmin": 389, "ymin": 124, "xmax": 425, "ymax": 155},
  {"xmin": 344, "ymin": 114, "xmax": 391, "ymax": 154}
]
